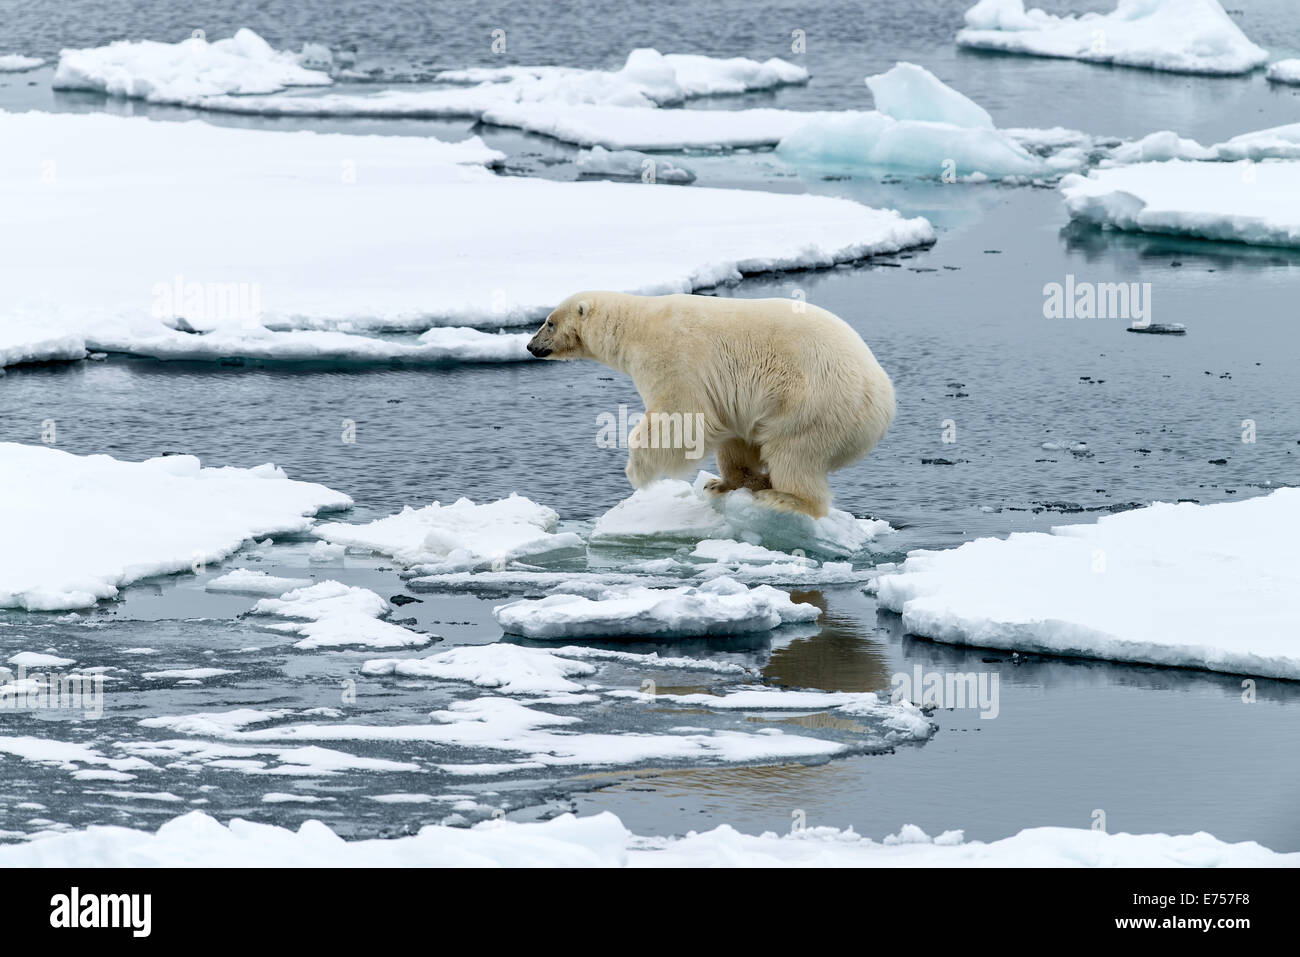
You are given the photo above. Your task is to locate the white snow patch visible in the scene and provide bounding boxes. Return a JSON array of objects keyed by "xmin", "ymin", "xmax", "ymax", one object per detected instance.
[
  {"xmin": 251, "ymin": 581, "xmax": 431, "ymax": 650},
  {"xmin": 362, "ymin": 643, "xmax": 597, "ymax": 696},
  {"xmin": 205, "ymin": 569, "xmax": 313, "ymax": 596},
  {"xmin": 0, "ymin": 55, "xmax": 44, "ymax": 72}
]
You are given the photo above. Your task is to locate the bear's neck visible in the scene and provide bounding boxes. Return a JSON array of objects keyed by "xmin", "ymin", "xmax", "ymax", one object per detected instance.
[{"xmin": 584, "ymin": 298, "xmax": 659, "ymax": 378}]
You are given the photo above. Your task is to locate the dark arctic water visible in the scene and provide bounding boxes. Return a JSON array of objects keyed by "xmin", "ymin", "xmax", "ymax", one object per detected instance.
[{"xmin": 1, "ymin": 0, "xmax": 1299, "ymax": 851}]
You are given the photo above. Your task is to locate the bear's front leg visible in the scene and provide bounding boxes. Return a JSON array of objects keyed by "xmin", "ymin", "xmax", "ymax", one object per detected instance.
[{"xmin": 624, "ymin": 410, "xmax": 698, "ymax": 488}]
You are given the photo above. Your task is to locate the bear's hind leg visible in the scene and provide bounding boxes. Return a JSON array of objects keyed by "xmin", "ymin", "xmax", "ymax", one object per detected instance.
[
  {"xmin": 705, "ymin": 439, "xmax": 771, "ymax": 494},
  {"xmin": 756, "ymin": 438, "xmax": 831, "ymax": 518}
]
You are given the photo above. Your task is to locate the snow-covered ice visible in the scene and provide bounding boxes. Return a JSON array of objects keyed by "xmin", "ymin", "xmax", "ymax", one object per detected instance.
[
  {"xmin": 872, "ymin": 488, "xmax": 1300, "ymax": 679},
  {"xmin": 315, "ymin": 494, "xmax": 583, "ymax": 573},
  {"xmin": 53, "ymin": 29, "xmax": 332, "ymax": 102},
  {"xmin": 956, "ymin": 0, "xmax": 1268, "ymax": 75},
  {"xmin": 0, "ymin": 54, "xmax": 44, "ymax": 72},
  {"xmin": 0, "ymin": 109, "xmax": 934, "ymax": 349},
  {"xmin": 204, "ymin": 569, "xmax": 314, "ymax": 596},
  {"xmin": 362, "ymin": 643, "xmax": 597, "ymax": 696},
  {"xmin": 591, "ymin": 473, "xmax": 891, "ymax": 558},
  {"xmin": 779, "ymin": 62, "xmax": 1061, "ymax": 180},
  {"xmin": 1061, "ymin": 160, "xmax": 1300, "ymax": 247},
  {"xmin": 0, "ymin": 443, "xmax": 351, "ymax": 611},
  {"xmin": 494, "ymin": 577, "xmax": 820, "ymax": 640},
  {"xmin": 2, "ymin": 810, "xmax": 1293, "ymax": 867},
  {"xmin": 576, "ymin": 146, "xmax": 696, "ymax": 184},
  {"xmin": 1104, "ymin": 123, "xmax": 1300, "ymax": 164},
  {"xmin": 251, "ymin": 581, "xmax": 432, "ymax": 650},
  {"xmin": 1266, "ymin": 59, "xmax": 1300, "ymax": 84}
]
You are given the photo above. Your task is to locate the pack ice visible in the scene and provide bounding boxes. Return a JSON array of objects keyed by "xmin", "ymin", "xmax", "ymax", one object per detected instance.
[
  {"xmin": 494, "ymin": 577, "xmax": 821, "ymax": 640},
  {"xmin": 0, "ymin": 443, "xmax": 351, "ymax": 611},
  {"xmin": 956, "ymin": 0, "xmax": 1268, "ymax": 75},
  {"xmin": 1061, "ymin": 160, "xmax": 1300, "ymax": 247},
  {"xmin": 0, "ymin": 110, "xmax": 933, "ymax": 367},
  {"xmin": 872, "ymin": 489, "xmax": 1300, "ymax": 679}
]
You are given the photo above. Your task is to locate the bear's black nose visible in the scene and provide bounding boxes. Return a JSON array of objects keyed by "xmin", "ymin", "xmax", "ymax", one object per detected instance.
[{"xmin": 527, "ymin": 342, "xmax": 551, "ymax": 358}]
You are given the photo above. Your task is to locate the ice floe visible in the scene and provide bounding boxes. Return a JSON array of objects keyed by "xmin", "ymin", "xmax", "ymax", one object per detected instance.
[
  {"xmin": 872, "ymin": 488, "xmax": 1300, "ymax": 679},
  {"xmin": 251, "ymin": 581, "xmax": 432, "ymax": 650},
  {"xmin": 576, "ymin": 146, "xmax": 696, "ymax": 183},
  {"xmin": 1104, "ymin": 123, "xmax": 1300, "ymax": 164},
  {"xmin": 0, "ymin": 54, "xmax": 44, "ymax": 72},
  {"xmin": 493, "ymin": 577, "xmax": 820, "ymax": 640},
  {"xmin": 956, "ymin": 0, "xmax": 1268, "ymax": 75},
  {"xmin": 315, "ymin": 495, "xmax": 583, "ymax": 573},
  {"xmin": 1061, "ymin": 159, "xmax": 1300, "ymax": 247},
  {"xmin": 205, "ymin": 569, "xmax": 314, "ymax": 596},
  {"xmin": 591, "ymin": 473, "xmax": 890, "ymax": 558},
  {"xmin": 3, "ymin": 810, "xmax": 1292, "ymax": 866},
  {"xmin": 362, "ymin": 643, "xmax": 597, "ymax": 696},
  {"xmin": 0, "ymin": 109, "xmax": 934, "ymax": 349},
  {"xmin": 0, "ymin": 443, "xmax": 351, "ymax": 611},
  {"xmin": 1266, "ymin": 59, "xmax": 1300, "ymax": 84},
  {"xmin": 778, "ymin": 62, "xmax": 1062, "ymax": 180},
  {"xmin": 53, "ymin": 29, "xmax": 332, "ymax": 102}
]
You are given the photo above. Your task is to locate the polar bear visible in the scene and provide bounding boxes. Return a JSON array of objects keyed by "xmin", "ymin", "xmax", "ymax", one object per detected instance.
[{"xmin": 526, "ymin": 291, "xmax": 895, "ymax": 518}]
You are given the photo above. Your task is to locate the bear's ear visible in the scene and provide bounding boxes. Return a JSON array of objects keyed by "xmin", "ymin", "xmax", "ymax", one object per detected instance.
[{"xmin": 576, "ymin": 300, "xmax": 590, "ymax": 317}]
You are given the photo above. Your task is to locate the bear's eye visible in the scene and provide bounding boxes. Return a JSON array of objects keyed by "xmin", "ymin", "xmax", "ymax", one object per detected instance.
[{"xmin": 547, "ymin": 320, "xmax": 554, "ymax": 328}]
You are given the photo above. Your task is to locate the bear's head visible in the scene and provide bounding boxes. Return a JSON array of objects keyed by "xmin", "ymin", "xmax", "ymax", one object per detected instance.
[{"xmin": 527, "ymin": 294, "xmax": 594, "ymax": 360}]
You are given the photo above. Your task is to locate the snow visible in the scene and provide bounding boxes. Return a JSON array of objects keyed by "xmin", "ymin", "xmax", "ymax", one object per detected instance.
[
  {"xmin": 0, "ymin": 55, "xmax": 44, "ymax": 72},
  {"xmin": 315, "ymin": 495, "xmax": 583, "ymax": 573},
  {"xmin": 3, "ymin": 810, "xmax": 1292, "ymax": 867},
  {"xmin": 205, "ymin": 569, "xmax": 313, "ymax": 596},
  {"xmin": 361, "ymin": 644, "xmax": 598, "ymax": 696},
  {"xmin": 1267, "ymin": 59, "xmax": 1300, "ymax": 84},
  {"xmin": 872, "ymin": 488, "xmax": 1300, "ymax": 679},
  {"xmin": 591, "ymin": 473, "xmax": 891, "ymax": 558},
  {"xmin": 577, "ymin": 146, "xmax": 696, "ymax": 184},
  {"xmin": 0, "ymin": 443, "xmax": 351, "ymax": 611},
  {"xmin": 0, "ymin": 322, "xmax": 85, "ymax": 370},
  {"xmin": 88, "ymin": 327, "xmax": 533, "ymax": 366},
  {"xmin": 956, "ymin": 0, "xmax": 1268, "ymax": 76},
  {"xmin": 0, "ymin": 109, "xmax": 934, "ymax": 345},
  {"xmin": 1061, "ymin": 160, "xmax": 1300, "ymax": 247},
  {"xmin": 777, "ymin": 63, "xmax": 1063, "ymax": 180},
  {"xmin": 251, "ymin": 581, "xmax": 432, "ymax": 650},
  {"xmin": 1105, "ymin": 123, "xmax": 1300, "ymax": 164},
  {"xmin": 53, "ymin": 29, "xmax": 332, "ymax": 102},
  {"xmin": 494, "ymin": 577, "xmax": 821, "ymax": 640},
  {"xmin": 141, "ymin": 668, "xmax": 237, "ymax": 681}
]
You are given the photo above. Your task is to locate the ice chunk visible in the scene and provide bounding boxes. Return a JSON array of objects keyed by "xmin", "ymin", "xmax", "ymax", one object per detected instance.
[
  {"xmin": 867, "ymin": 62, "xmax": 993, "ymax": 129},
  {"xmin": 315, "ymin": 495, "xmax": 582, "ymax": 573},
  {"xmin": 494, "ymin": 577, "xmax": 820, "ymax": 639},
  {"xmin": 957, "ymin": 0, "xmax": 1268, "ymax": 75},
  {"xmin": 0, "ymin": 111, "xmax": 934, "ymax": 341},
  {"xmin": 0, "ymin": 54, "xmax": 44, "ymax": 72},
  {"xmin": 1061, "ymin": 160, "xmax": 1300, "ymax": 247},
  {"xmin": 205, "ymin": 569, "xmax": 313, "ymax": 596},
  {"xmin": 251, "ymin": 581, "xmax": 431, "ymax": 650},
  {"xmin": 8, "ymin": 652, "xmax": 76, "ymax": 668},
  {"xmin": 1, "ymin": 809, "xmax": 1292, "ymax": 866},
  {"xmin": 142, "ymin": 668, "xmax": 237, "ymax": 681},
  {"xmin": 1267, "ymin": 59, "xmax": 1300, "ymax": 84},
  {"xmin": 0, "ymin": 322, "xmax": 86, "ymax": 370},
  {"xmin": 778, "ymin": 63, "xmax": 1057, "ymax": 180},
  {"xmin": 592, "ymin": 474, "xmax": 890, "ymax": 558},
  {"xmin": 53, "ymin": 29, "xmax": 332, "ymax": 102},
  {"xmin": 872, "ymin": 488, "xmax": 1300, "ymax": 678},
  {"xmin": 362, "ymin": 644, "xmax": 598, "ymax": 695},
  {"xmin": 576, "ymin": 146, "xmax": 696, "ymax": 184},
  {"xmin": 0, "ymin": 443, "xmax": 350, "ymax": 611}
]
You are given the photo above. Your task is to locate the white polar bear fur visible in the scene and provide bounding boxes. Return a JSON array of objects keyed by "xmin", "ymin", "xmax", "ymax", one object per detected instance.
[{"xmin": 527, "ymin": 291, "xmax": 895, "ymax": 517}]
